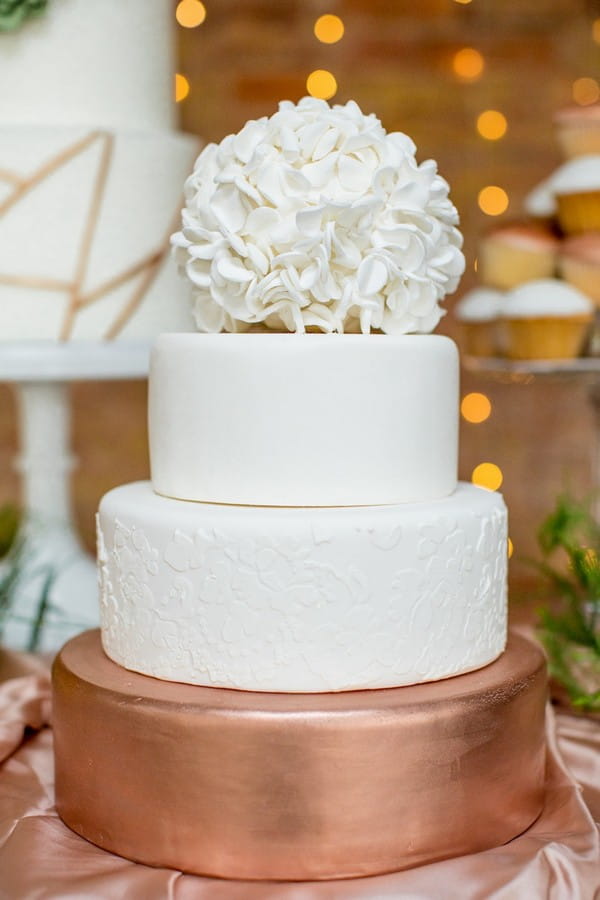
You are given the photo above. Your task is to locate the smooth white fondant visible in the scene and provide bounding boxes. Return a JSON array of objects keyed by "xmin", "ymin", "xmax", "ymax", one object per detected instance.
[
  {"xmin": 98, "ymin": 481, "xmax": 508, "ymax": 693},
  {"xmin": 0, "ymin": 128, "xmax": 198, "ymax": 340},
  {"xmin": 0, "ymin": 0, "xmax": 174, "ymax": 131},
  {"xmin": 454, "ymin": 288, "xmax": 503, "ymax": 322},
  {"xmin": 502, "ymin": 279, "xmax": 593, "ymax": 318},
  {"xmin": 149, "ymin": 333, "xmax": 459, "ymax": 507},
  {"xmin": 173, "ymin": 97, "xmax": 465, "ymax": 335}
]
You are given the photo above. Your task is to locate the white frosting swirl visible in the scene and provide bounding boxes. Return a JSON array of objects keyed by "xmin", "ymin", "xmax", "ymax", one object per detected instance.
[
  {"xmin": 172, "ymin": 97, "xmax": 465, "ymax": 334},
  {"xmin": 502, "ymin": 279, "xmax": 593, "ymax": 318},
  {"xmin": 455, "ymin": 287, "xmax": 503, "ymax": 322}
]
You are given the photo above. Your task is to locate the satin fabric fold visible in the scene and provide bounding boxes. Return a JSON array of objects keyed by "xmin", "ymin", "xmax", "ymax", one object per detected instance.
[{"xmin": 0, "ymin": 658, "xmax": 598, "ymax": 900}]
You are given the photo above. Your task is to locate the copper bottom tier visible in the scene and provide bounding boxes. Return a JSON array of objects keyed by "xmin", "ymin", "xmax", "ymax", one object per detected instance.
[{"xmin": 52, "ymin": 629, "xmax": 547, "ymax": 881}]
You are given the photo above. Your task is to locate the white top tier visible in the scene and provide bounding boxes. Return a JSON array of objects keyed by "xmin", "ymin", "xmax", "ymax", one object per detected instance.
[
  {"xmin": 149, "ymin": 333, "xmax": 459, "ymax": 507},
  {"xmin": 0, "ymin": 0, "xmax": 175, "ymax": 131}
]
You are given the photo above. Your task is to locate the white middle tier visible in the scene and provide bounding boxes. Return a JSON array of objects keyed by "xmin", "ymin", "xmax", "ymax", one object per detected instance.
[
  {"xmin": 149, "ymin": 333, "xmax": 459, "ymax": 507},
  {"xmin": 98, "ymin": 481, "xmax": 508, "ymax": 692}
]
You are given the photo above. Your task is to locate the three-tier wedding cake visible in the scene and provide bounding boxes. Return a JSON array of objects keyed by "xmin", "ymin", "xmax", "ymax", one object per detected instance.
[
  {"xmin": 52, "ymin": 98, "xmax": 547, "ymax": 881},
  {"xmin": 0, "ymin": 0, "xmax": 197, "ymax": 340}
]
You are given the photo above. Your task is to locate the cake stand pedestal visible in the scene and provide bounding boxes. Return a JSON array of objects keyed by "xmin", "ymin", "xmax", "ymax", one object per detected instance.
[
  {"xmin": 0, "ymin": 342, "xmax": 150, "ymax": 653},
  {"xmin": 463, "ymin": 355, "xmax": 600, "ymax": 514}
]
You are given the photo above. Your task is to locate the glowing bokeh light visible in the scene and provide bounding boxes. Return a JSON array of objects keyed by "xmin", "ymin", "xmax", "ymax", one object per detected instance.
[
  {"xmin": 175, "ymin": 73, "xmax": 190, "ymax": 103},
  {"xmin": 314, "ymin": 14, "xmax": 344, "ymax": 44},
  {"xmin": 461, "ymin": 392, "xmax": 492, "ymax": 423},
  {"xmin": 452, "ymin": 48, "xmax": 484, "ymax": 81},
  {"xmin": 573, "ymin": 77, "xmax": 600, "ymax": 106},
  {"xmin": 471, "ymin": 462, "xmax": 503, "ymax": 491},
  {"xmin": 593, "ymin": 18, "xmax": 600, "ymax": 45},
  {"xmin": 478, "ymin": 185, "xmax": 509, "ymax": 216},
  {"xmin": 508, "ymin": 538, "xmax": 514, "ymax": 558},
  {"xmin": 307, "ymin": 69, "xmax": 338, "ymax": 100},
  {"xmin": 454, "ymin": 0, "xmax": 473, "ymax": 4},
  {"xmin": 176, "ymin": 0, "xmax": 206, "ymax": 28},
  {"xmin": 477, "ymin": 109, "xmax": 507, "ymax": 140}
]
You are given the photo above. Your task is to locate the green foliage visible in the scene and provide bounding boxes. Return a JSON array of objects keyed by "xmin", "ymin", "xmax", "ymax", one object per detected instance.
[
  {"xmin": 537, "ymin": 494, "xmax": 600, "ymax": 712},
  {"xmin": 0, "ymin": 530, "xmax": 57, "ymax": 652},
  {"xmin": 0, "ymin": 505, "xmax": 19, "ymax": 558},
  {"xmin": 0, "ymin": 536, "xmax": 23, "ymax": 629},
  {"xmin": 0, "ymin": 0, "xmax": 47, "ymax": 32}
]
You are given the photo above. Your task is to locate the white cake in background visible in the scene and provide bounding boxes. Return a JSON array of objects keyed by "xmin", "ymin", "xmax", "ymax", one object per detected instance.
[
  {"xmin": 0, "ymin": 0, "xmax": 174, "ymax": 131},
  {"xmin": 0, "ymin": 0, "xmax": 198, "ymax": 341},
  {"xmin": 96, "ymin": 98, "xmax": 508, "ymax": 692}
]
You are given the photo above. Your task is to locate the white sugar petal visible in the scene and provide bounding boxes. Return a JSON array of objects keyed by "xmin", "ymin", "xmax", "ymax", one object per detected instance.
[
  {"xmin": 245, "ymin": 207, "xmax": 281, "ymax": 233},
  {"xmin": 358, "ymin": 257, "xmax": 388, "ymax": 295},
  {"xmin": 302, "ymin": 155, "xmax": 337, "ymax": 188},
  {"xmin": 233, "ymin": 121, "xmax": 268, "ymax": 164},
  {"xmin": 313, "ymin": 127, "xmax": 340, "ymax": 161},
  {"xmin": 296, "ymin": 207, "xmax": 323, "ymax": 236},
  {"xmin": 246, "ymin": 243, "xmax": 269, "ymax": 275},
  {"xmin": 337, "ymin": 154, "xmax": 373, "ymax": 193},
  {"xmin": 216, "ymin": 256, "xmax": 254, "ymax": 283},
  {"xmin": 211, "ymin": 184, "xmax": 247, "ymax": 233}
]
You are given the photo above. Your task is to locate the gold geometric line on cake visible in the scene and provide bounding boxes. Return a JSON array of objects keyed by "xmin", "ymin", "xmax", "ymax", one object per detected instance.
[{"xmin": 0, "ymin": 131, "xmax": 181, "ymax": 340}]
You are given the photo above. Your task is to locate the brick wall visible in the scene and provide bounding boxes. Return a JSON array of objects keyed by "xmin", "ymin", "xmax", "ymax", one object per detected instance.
[{"xmin": 1, "ymin": 0, "xmax": 598, "ymax": 589}]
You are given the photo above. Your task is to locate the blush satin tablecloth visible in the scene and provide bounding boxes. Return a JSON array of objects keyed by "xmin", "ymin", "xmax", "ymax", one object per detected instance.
[{"xmin": 0, "ymin": 649, "xmax": 599, "ymax": 900}]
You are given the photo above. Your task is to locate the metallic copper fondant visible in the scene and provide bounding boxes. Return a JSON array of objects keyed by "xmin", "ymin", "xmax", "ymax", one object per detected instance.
[{"xmin": 52, "ymin": 630, "xmax": 547, "ymax": 881}]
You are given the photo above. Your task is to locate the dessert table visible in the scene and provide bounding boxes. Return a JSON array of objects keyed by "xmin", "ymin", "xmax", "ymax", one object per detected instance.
[{"xmin": 0, "ymin": 644, "xmax": 599, "ymax": 900}]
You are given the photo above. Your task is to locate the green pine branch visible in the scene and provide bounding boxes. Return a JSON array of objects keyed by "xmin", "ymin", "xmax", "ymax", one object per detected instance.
[{"xmin": 536, "ymin": 494, "xmax": 600, "ymax": 713}]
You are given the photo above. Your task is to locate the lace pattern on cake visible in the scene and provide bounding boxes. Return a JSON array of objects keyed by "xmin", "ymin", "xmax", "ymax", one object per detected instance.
[{"xmin": 98, "ymin": 502, "xmax": 507, "ymax": 691}]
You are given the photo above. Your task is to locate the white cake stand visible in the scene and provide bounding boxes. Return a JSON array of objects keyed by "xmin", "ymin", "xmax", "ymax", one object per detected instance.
[{"xmin": 0, "ymin": 341, "xmax": 150, "ymax": 653}]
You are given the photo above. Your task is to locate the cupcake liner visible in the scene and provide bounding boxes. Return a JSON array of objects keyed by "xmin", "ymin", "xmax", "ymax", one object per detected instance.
[
  {"xmin": 557, "ymin": 192, "xmax": 600, "ymax": 234},
  {"xmin": 502, "ymin": 315, "xmax": 592, "ymax": 360},
  {"xmin": 460, "ymin": 321, "xmax": 499, "ymax": 357}
]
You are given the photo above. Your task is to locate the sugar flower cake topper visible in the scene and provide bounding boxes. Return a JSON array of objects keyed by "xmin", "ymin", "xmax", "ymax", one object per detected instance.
[
  {"xmin": 172, "ymin": 97, "xmax": 465, "ymax": 334},
  {"xmin": 0, "ymin": 0, "xmax": 47, "ymax": 31}
]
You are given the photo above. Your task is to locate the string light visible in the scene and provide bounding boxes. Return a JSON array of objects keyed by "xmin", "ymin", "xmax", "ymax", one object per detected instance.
[
  {"xmin": 478, "ymin": 185, "xmax": 509, "ymax": 216},
  {"xmin": 314, "ymin": 14, "xmax": 344, "ymax": 44},
  {"xmin": 477, "ymin": 110, "xmax": 507, "ymax": 141},
  {"xmin": 307, "ymin": 69, "xmax": 338, "ymax": 100},
  {"xmin": 452, "ymin": 48, "xmax": 484, "ymax": 82},
  {"xmin": 176, "ymin": 0, "xmax": 206, "ymax": 28},
  {"xmin": 573, "ymin": 77, "xmax": 600, "ymax": 106},
  {"xmin": 508, "ymin": 538, "xmax": 514, "ymax": 558},
  {"xmin": 471, "ymin": 462, "xmax": 503, "ymax": 491},
  {"xmin": 175, "ymin": 73, "xmax": 190, "ymax": 103},
  {"xmin": 461, "ymin": 392, "xmax": 492, "ymax": 423}
]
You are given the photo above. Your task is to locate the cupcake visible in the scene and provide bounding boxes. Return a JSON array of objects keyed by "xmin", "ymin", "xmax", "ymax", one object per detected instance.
[
  {"xmin": 554, "ymin": 105, "xmax": 600, "ymax": 160},
  {"xmin": 454, "ymin": 287, "xmax": 502, "ymax": 356},
  {"xmin": 551, "ymin": 155, "xmax": 600, "ymax": 234},
  {"xmin": 478, "ymin": 222, "xmax": 560, "ymax": 290},
  {"xmin": 500, "ymin": 278, "xmax": 593, "ymax": 360},
  {"xmin": 559, "ymin": 233, "xmax": 600, "ymax": 305}
]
